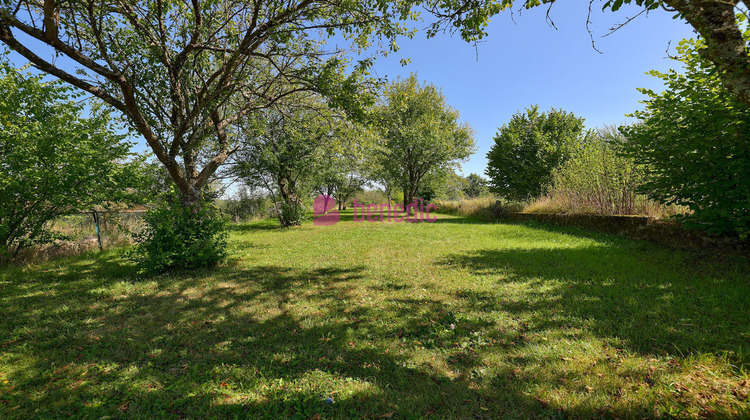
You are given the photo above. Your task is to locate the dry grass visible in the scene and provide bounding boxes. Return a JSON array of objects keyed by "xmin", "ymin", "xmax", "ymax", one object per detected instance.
[
  {"xmin": 525, "ymin": 194, "xmax": 689, "ymax": 219},
  {"xmin": 433, "ymin": 197, "xmax": 505, "ymax": 221},
  {"xmin": 434, "ymin": 195, "xmax": 686, "ymax": 222},
  {"xmin": 11, "ymin": 212, "xmax": 145, "ymax": 265}
]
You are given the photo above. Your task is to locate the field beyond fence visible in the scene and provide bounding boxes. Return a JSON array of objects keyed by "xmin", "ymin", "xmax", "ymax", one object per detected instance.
[{"xmin": 14, "ymin": 211, "xmax": 146, "ymax": 264}]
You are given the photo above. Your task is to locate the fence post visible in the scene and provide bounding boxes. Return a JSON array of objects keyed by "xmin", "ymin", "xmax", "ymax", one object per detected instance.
[{"xmin": 91, "ymin": 211, "xmax": 103, "ymax": 251}]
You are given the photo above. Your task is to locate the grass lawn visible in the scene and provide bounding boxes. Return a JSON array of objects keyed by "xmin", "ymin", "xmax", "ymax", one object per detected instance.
[{"xmin": 1, "ymin": 211, "xmax": 748, "ymax": 419}]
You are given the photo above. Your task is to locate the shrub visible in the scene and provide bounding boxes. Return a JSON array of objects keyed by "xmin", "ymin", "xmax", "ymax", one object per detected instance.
[
  {"xmin": 277, "ymin": 201, "xmax": 306, "ymax": 227},
  {"xmin": 129, "ymin": 199, "xmax": 228, "ymax": 273},
  {"xmin": 224, "ymin": 187, "xmax": 270, "ymax": 222},
  {"xmin": 622, "ymin": 36, "xmax": 750, "ymax": 236},
  {"xmin": 549, "ymin": 132, "xmax": 646, "ymax": 215},
  {"xmin": 0, "ymin": 62, "xmax": 145, "ymax": 263}
]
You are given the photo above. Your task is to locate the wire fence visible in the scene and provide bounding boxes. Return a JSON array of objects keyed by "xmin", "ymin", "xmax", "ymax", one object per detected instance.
[
  {"xmin": 15, "ymin": 211, "xmax": 147, "ymax": 264},
  {"xmin": 51, "ymin": 210, "xmax": 146, "ymax": 247},
  {"xmin": 16, "ymin": 204, "xmax": 275, "ymax": 264}
]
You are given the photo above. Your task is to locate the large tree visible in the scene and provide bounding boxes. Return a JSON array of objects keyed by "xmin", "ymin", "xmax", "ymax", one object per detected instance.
[
  {"xmin": 485, "ymin": 106, "xmax": 588, "ymax": 201},
  {"xmin": 0, "ymin": 0, "xmax": 410, "ymax": 208},
  {"xmin": 374, "ymin": 74, "xmax": 475, "ymax": 209}
]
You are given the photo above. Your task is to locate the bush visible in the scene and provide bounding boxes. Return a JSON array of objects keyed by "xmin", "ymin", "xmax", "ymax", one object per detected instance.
[
  {"xmin": 549, "ymin": 131, "xmax": 646, "ymax": 215},
  {"xmin": 129, "ymin": 199, "xmax": 228, "ymax": 273},
  {"xmin": 277, "ymin": 201, "xmax": 306, "ymax": 227},
  {"xmin": 485, "ymin": 106, "xmax": 588, "ymax": 200},
  {"xmin": 622, "ymin": 36, "xmax": 750, "ymax": 236},
  {"xmin": 224, "ymin": 187, "xmax": 270, "ymax": 222},
  {"xmin": 0, "ymin": 62, "xmax": 144, "ymax": 263}
]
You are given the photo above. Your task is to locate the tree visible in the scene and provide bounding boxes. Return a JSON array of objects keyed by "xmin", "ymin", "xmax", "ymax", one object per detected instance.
[
  {"xmin": 224, "ymin": 186, "xmax": 270, "ymax": 222},
  {"xmin": 0, "ymin": 0, "xmax": 411, "ymax": 209},
  {"xmin": 0, "ymin": 62, "xmax": 143, "ymax": 262},
  {"xmin": 463, "ymin": 173, "xmax": 488, "ymax": 198},
  {"xmin": 375, "ymin": 74, "xmax": 475, "ymax": 209},
  {"xmin": 416, "ymin": 168, "xmax": 468, "ymax": 201},
  {"xmin": 311, "ymin": 119, "xmax": 376, "ymax": 210},
  {"xmin": 485, "ymin": 106, "xmax": 588, "ymax": 201},
  {"xmin": 422, "ymin": 0, "xmax": 750, "ymax": 108},
  {"xmin": 371, "ymin": 163, "xmax": 401, "ymax": 206},
  {"xmin": 236, "ymin": 103, "xmax": 341, "ymax": 227},
  {"xmin": 313, "ymin": 154, "xmax": 370, "ymax": 211},
  {"xmin": 621, "ymin": 35, "xmax": 750, "ymax": 236}
]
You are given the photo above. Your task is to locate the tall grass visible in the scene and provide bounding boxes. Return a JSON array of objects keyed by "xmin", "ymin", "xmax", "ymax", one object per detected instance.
[
  {"xmin": 12, "ymin": 212, "xmax": 145, "ymax": 264},
  {"xmin": 525, "ymin": 194, "xmax": 685, "ymax": 219},
  {"xmin": 433, "ymin": 196, "xmax": 522, "ymax": 221}
]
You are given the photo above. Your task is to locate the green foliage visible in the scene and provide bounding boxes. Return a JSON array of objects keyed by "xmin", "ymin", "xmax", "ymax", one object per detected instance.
[
  {"xmin": 463, "ymin": 173, "xmax": 489, "ymax": 198},
  {"xmin": 223, "ymin": 187, "xmax": 271, "ymax": 222},
  {"xmin": 550, "ymin": 128, "xmax": 647, "ymax": 215},
  {"xmin": 0, "ymin": 0, "xmax": 419, "ymax": 209},
  {"xmin": 129, "ymin": 198, "xmax": 228, "ymax": 273},
  {"xmin": 237, "ymin": 105, "xmax": 335, "ymax": 227},
  {"xmin": 416, "ymin": 168, "xmax": 467, "ymax": 201},
  {"xmin": 350, "ymin": 189, "xmax": 390, "ymax": 206},
  {"xmin": 0, "ymin": 61, "xmax": 144, "ymax": 262},
  {"xmin": 621, "ymin": 36, "xmax": 750, "ymax": 236},
  {"xmin": 311, "ymin": 120, "xmax": 376, "ymax": 210},
  {"xmin": 278, "ymin": 201, "xmax": 307, "ymax": 227},
  {"xmin": 374, "ymin": 74, "xmax": 475, "ymax": 207},
  {"xmin": 485, "ymin": 106, "xmax": 588, "ymax": 201}
]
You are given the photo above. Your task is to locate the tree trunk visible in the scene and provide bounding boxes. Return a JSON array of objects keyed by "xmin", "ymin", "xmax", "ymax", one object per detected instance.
[{"xmin": 179, "ymin": 185, "xmax": 203, "ymax": 212}]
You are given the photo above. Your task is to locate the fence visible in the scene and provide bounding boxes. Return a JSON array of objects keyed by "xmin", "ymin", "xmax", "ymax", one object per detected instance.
[{"xmin": 14, "ymin": 210, "xmax": 148, "ymax": 264}]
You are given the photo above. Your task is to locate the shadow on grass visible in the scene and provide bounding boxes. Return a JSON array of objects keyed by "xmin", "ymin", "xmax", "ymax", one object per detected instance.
[
  {"xmin": 0, "ymin": 258, "xmax": 552, "ymax": 419},
  {"xmin": 441, "ymin": 245, "xmax": 750, "ymax": 366},
  {"xmin": 228, "ymin": 220, "xmax": 285, "ymax": 232},
  {"xmin": 1, "ymin": 239, "xmax": 748, "ymax": 418},
  {"xmin": 429, "ymin": 215, "xmax": 488, "ymax": 225}
]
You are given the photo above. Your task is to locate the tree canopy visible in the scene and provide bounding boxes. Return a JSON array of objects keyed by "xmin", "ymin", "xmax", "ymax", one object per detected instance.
[
  {"xmin": 486, "ymin": 106, "xmax": 587, "ymax": 201},
  {"xmin": 374, "ymin": 74, "xmax": 475, "ymax": 208},
  {"xmin": 621, "ymin": 35, "xmax": 750, "ymax": 236},
  {"xmin": 0, "ymin": 0, "xmax": 415, "ymax": 207}
]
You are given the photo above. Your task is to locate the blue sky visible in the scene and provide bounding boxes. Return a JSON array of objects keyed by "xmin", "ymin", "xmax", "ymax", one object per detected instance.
[{"xmin": 363, "ymin": 3, "xmax": 696, "ymax": 177}]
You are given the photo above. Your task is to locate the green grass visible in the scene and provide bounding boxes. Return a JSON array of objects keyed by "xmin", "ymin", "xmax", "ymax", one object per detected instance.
[{"xmin": 1, "ymin": 211, "xmax": 748, "ymax": 419}]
